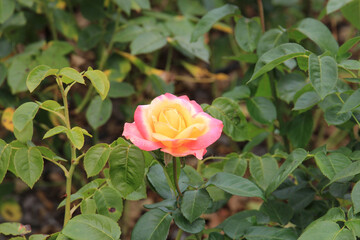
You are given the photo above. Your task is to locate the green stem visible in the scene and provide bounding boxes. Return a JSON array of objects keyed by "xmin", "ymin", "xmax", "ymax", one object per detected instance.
[
  {"xmin": 64, "ymin": 160, "xmax": 76, "ymax": 226},
  {"xmin": 173, "ymin": 157, "xmax": 183, "ymax": 197},
  {"xmin": 43, "ymin": 0, "xmax": 58, "ymax": 40},
  {"xmin": 165, "ymin": 46, "xmax": 173, "ymax": 72},
  {"xmin": 74, "ymin": 85, "xmax": 94, "ymax": 114},
  {"xmin": 175, "ymin": 229, "xmax": 183, "ymax": 240}
]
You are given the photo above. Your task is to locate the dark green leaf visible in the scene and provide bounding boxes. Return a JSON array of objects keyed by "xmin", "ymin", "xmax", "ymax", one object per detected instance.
[
  {"xmin": 315, "ymin": 152, "xmax": 352, "ymax": 179},
  {"xmin": 130, "ymin": 32, "xmax": 167, "ymax": 55},
  {"xmin": 327, "ymin": 0, "xmax": 353, "ymax": 14},
  {"xmin": 94, "ymin": 186, "xmax": 123, "ymax": 221},
  {"xmin": 246, "ymin": 97, "xmax": 277, "ymax": 124},
  {"xmin": 351, "ymin": 180, "xmax": 360, "ymax": 214},
  {"xmin": 250, "ymin": 155, "xmax": 278, "ymax": 190},
  {"xmin": 131, "ymin": 209, "xmax": 172, "ymax": 240},
  {"xmin": 298, "ymin": 220, "xmax": 340, "ymax": 240},
  {"xmin": 234, "ymin": 18, "xmax": 261, "ymax": 52},
  {"xmin": 84, "ymin": 143, "xmax": 111, "ymax": 178},
  {"xmin": 245, "ymin": 226, "xmax": 297, "ymax": 240},
  {"xmin": 293, "ymin": 91, "xmax": 320, "ymax": 110},
  {"xmin": 260, "ymin": 200, "xmax": 293, "ymax": 225},
  {"xmin": 173, "ymin": 210, "xmax": 205, "ymax": 234},
  {"xmin": 341, "ymin": 0, "xmax": 360, "ymax": 30},
  {"xmin": 340, "ymin": 89, "xmax": 360, "ymax": 113},
  {"xmin": 257, "ymin": 28, "xmax": 288, "ymax": 56},
  {"xmin": 181, "ymin": 189, "xmax": 212, "ymax": 223},
  {"xmin": 62, "ymin": 214, "xmax": 121, "ymax": 240},
  {"xmin": 222, "ymin": 85, "xmax": 251, "ymax": 100},
  {"xmin": 0, "ymin": 141, "xmax": 11, "ymax": 183},
  {"xmin": 276, "ymin": 73, "xmax": 306, "ymax": 103},
  {"xmin": 86, "ymin": 96, "xmax": 112, "ymax": 129}
]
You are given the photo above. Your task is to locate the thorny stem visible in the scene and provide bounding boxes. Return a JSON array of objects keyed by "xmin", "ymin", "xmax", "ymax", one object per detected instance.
[{"xmin": 257, "ymin": 0, "xmax": 265, "ymax": 33}]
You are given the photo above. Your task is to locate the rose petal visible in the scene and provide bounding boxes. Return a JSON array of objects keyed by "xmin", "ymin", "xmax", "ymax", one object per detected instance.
[
  {"xmin": 134, "ymin": 105, "xmax": 154, "ymax": 140},
  {"xmin": 123, "ymin": 122, "xmax": 163, "ymax": 151},
  {"xmin": 162, "ymin": 147, "xmax": 207, "ymax": 159},
  {"xmin": 183, "ymin": 112, "xmax": 223, "ymax": 149}
]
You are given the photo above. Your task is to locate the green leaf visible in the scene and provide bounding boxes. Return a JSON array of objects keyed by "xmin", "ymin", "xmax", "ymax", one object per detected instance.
[
  {"xmin": 308, "ymin": 54, "xmax": 338, "ymax": 99},
  {"xmin": 0, "ymin": 62, "xmax": 6, "ymax": 86},
  {"xmin": 134, "ymin": 0, "xmax": 150, "ymax": 9},
  {"xmin": 26, "ymin": 65, "xmax": 57, "ymax": 92},
  {"xmin": 84, "ymin": 70, "xmax": 110, "ymax": 100},
  {"xmin": 205, "ymin": 97, "xmax": 248, "ymax": 141},
  {"xmin": 266, "ymin": 148, "xmax": 308, "ymax": 196},
  {"xmin": 59, "ymin": 67, "xmax": 85, "ymax": 84},
  {"xmin": 43, "ymin": 126, "xmax": 67, "ymax": 139},
  {"xmin": 223, "ymin": 154, "xmax": 247, "ymax": 177},
  {"xmin": 171, "ymin": 35, "xmax": 210, "ymax": 63},
  {"xmin": 340, "ymin": 89, "xmax": 360, "ymax": 113},
  {"xmin": 113, "ymin": 0, "xmax": 131, "ymax": 15},
  {"xmin": 276, "ymin": 73, "xmax": 306, "ymax": 103},
  {"xmin": 0, "ymin": 0, "xmax": 15, "ymax": 23},
  {"xmin": 181, "ymin": 189, "xmax": 212, "ymax": 223},
  {"xmin": 8, "ymin": 56, "xmax": 32, "ymax": 94},
  {"xmin": 80, "ymin": 198, "xmax": 97, "ymax": 214},
  {"xmin": 234, "ymin": 18, "xmax": 262, "ymax": 52},
  {"xmin": 53, "ymin": 9, "xmax": 78, "ymax": 40},
  {"xmin": 246, "ymin": 97, "xmax": 277, "ymax": 124},
  {"xmin": 337, "ymin": 36, "xmax": 360, "ymax": 59},
  {"xmin": 108, "ymin": 82, "xmax": 135, "ymax": 98},
  {"xmin": 325, "ymin": 105, "xmax": 352, "ymax": 125},
  {"xmin": 341, "ymin": 0, "xmax": 360, "ymax": 30},
  {"xmin": 222, "ymin": 85, "xmax": 251, "ymax": 100},
  {"xmin": 315, "ymin": 152, "xmax": 352, "ymax": 180},
  {"xmin": 40, "ymin": 100, "xmax": 63, "ymax": 112},
  {"xmin": 250, "ymin": 155, "xmax": 279, "ymax": 190},
  {"xmin": 327, "ymin": 161, "xmax": 360, "ymax": 186},
  {"xmin": 130, "ymin": 32, "xmax": 167, "ymax": 55},
  {"xmin": 13, "ymin": 121, "xmax": 33, "ymax": 143},
  {"xmin": 147, "ymin": 164, "xmax": 175, "ymax": 199},
  {"xmin": 191, "ymin": 4, "xmax": 239, "ymax": 42},
  {"xmin": 339, "ymin": 60, "xmax": 360, "ymax": 70},
  {"xmin": 293, "ymin": 91, "xmax": 321, "ymax": 110},
  {"xmin": 14, "ymin": 147, "xmax": 43, "ymax": 188},
  {"xmin": 287, "ymin": 113, "xmax": 313, "ymax": 148},
  {"xmin": 13, "ymin": 102, "xmax": 39, "ymax": 132},
  {"xmin": 257, "ymin": 28, "xmax": 288, "ymax": 56},
  {"xmin": 260, "ymin": 200, "xmax": 293, "ymax": 225},
  {"xmin": 0, "ymin": 142, "xmax": 10, "ymax": 183},
  {"xmin": 62, "ymin": 214, "xmax": 121, "ymax": 240},
  {"xmin": 29, "ymin": 234, "xmax": 48, "ymax": 240},
  {"xmin": 86, "ymin": 96, "xmax": 112, "ymax": 129},
  {"xmin": 244, "ymin": 226, "xmax": 297, "ymax": 240},
  {"xmin": 131, "ymin": 209, "xmax": 172, "ymax": 240},
  {"xmin": 173, "ymin": 210, "xmax": 205, "ymax": 234},
  {"xmin": 94, "ymin": 186, "xmax": 123, "ymax": 221},
  {"xmin": 249, "ymin": 43, "xmax": 306, "ymax": 82},
  {"xmin": 294, "ymin": 18, "xmax": 339, "ymax": 54},
  {"xmin": 66, "ymin": 127, "xmax": 85, "ymax": 149},
  {"xmin": 298, "ymin": 220, "xmax": 340, "ymax": 240},
  {"xmin": 207, "ymin": 172, "xmax": 264, "ymax": 199},
  {"xmin": 78, "ymin": 25, "xmax": 103, "ymax": 51},
  {"xmin": 113, "ymin": 25, "xmax": 144, "ymax": 43},
  {"xmin": 84, "ymin": 144, "xmax": 111, "ymax": 178},
  {"xmin": 0, "ymin": 222, "xmax": 31, "ymax": 235},
  {"xmin": 109, "ymin": 144, "xmax": 145, "ymax": 197},
  {"xmin": 351, "ymin": 180, "xmax": 360, "ymax": 214},
  {"xmin": 36, "ymin": 146, "xmax": 65, "ymax": 162},
  {"xmin": 327, "ymin": 0, "xmax": 353, "ymax": 14}
]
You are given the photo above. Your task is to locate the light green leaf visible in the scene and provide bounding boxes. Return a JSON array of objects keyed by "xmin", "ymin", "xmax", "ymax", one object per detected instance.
[
  {"xmin": 207, "ymin": 172, "xmax": 264, "ymax": 199},
  {"xmin": 309, "ymin": 54, "xmax": 338, "ymax": 99},
  {"xmin": 293, "ymin": 91, "xmax": 320, "ymax": 110},
  {"xmin": 266, "ymin": 148, "xmax": 308, "ymax": 196},
  {"xmin": 181, "ymin": 189, "xmax": 212, "ymax": 223},
  {"xmin": 113, "ymin": 0, "xmax": 131, "ymax": 15},
  {"xmin": 13, "ymin": 102, "xmax": 39, "ymax": 132},
  {"xmin": 341, "ymin": 0, "xmax": 360, "ymax": 30},
  {"xmin": 250, "ymin": 155, "xmax": 278, "ymax": 190},
  {"xmin": 191, "ymin": 4, "xmax": 239, "ymax": 42},
  {"xmin": 0, "ymin": 0, "xmax": 15, "ymax": 23},
  {"xmin": 14, "ymin": 147, "xmax": 43, "ymax": 188},
  {"xmin": 340, "ymin": 89, "xmax": 360, "ymax": 113},
  {"xmin": 84, "ymin": 143, "xmax": 111, "ymax": 178},
  {"xmin": 0, "ymin": 222, "xmax": 31, "ymax": 235},
  {"xmin": 94, "ymin": 187, "xmax": 123, "ymax": 221},
  {"xmin": 43, "ymin": 126, "xmax": 67, "ymax": 139},
  {"xmin": 84, "ymin": 69, "xmax": 110, "ymax": 100},
  {"xmin": 14, "ymin": 121, "xmax": 33, "ymax": 143},
  {"xmin": 40, "ymin": 100, "xmax": 63, "ymax": 112},
  {"xmin": 80, "ymin": 198, "xmax": 97, "ymax": 214},
  {"xmin": 29, "ymin": 234, "xmax": 48, "ymax": 240},
  {"xmin": 337, "ymin": 36, "xmax": 360, "ymax": 59},
  {"xmin": 257, "ymin": 28, "xmax": 288, "ymax": 56},
  {"xmin": 66, "ymin": 127, "xmax": 85, "ymax": 149},
  {"xmin": 351, "ymin": 180, "xmax": 360, "ymax": 214},
  {"xmin": 246, "ymin": 97, "xmax": 277, "ymax": 124},
  {"xmin": 298, "ymin": 221, "xmax": 340, "ymax": 240},
  {"xmin": 315, "ymin": 152, "xmax": 352, "ymax": 180},
  {"xmin": 113, "ymin": 25, "xmax": 144, "ymax": 43},
  {"xmin": 131, "ymin": 209, "xmax": 172, "ymax": 240},
  {"xmin": 59, "ymin": 67, "xmax": 85, "ymax": 84},
  {"xmin": 86, "ymin": 96, "xmax": 112, "ymax": 129},
  {"xmin": 205, "ymin": 97, "xmax": 248, "ymax": 141},
  {"xmin": 0, "ymin": 141, "xmax": 11, "ymax": 183},
  {"xmin": 62, "ymin": 214, "xmax": 121, "ymax": 240},
  {"xmin": 26, "ymin": 65, "xmax": 58, "ymax": 92},
  {"xmin": 109, "ymin": 144, "xmax": 145, "ymax": 197},
  {"xmin": 294, "ymin": 18, "xmax": 339, "ymax": 54},
  {"xmin": 130, "ymin": 31, "xmax": 167, "ymax": 55},
  {"xmin": 234, "ymin": 18, "xmax": 262, "ymax": 52},
  {"xmin": 327, "ymin": 161, "xmax": 360, "ymax": 187},
  {"xmin": 249, "ymin": 43, "xmax": 306, "ymax": 82},
  {"xmin": 327, "ymin": 0, "xmax": 353, "ymax": 14}
]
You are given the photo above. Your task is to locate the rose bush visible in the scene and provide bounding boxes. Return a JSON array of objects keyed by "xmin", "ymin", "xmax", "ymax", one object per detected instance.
[{"xmin": 123, "ymin": 93, "xmax": 223, "ymax": 159}]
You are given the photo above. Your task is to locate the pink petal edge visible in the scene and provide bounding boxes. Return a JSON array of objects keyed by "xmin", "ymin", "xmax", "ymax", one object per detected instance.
[{"xmin": 122, "ymin": 122, "xmax": 163, "ymax": 151}]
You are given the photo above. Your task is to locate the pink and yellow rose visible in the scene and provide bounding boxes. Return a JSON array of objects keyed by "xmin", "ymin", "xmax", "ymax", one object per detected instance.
[{"xmin": 123, "ymin": 93, "xmax": 223, "ymax": 159}]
